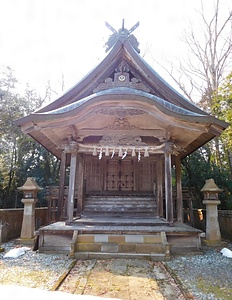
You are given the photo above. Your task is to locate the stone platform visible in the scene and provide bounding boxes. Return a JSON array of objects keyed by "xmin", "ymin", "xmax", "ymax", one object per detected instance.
[{"xmin": 37, "ymin": 216, "xmax": 202, "ymax": 260}]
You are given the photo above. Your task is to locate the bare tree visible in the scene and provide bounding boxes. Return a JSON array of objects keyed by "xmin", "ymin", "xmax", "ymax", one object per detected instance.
[
  {"xmin": 156, "ymin": 0, "xmax": 232, "ymax": 110},
  {"xmin": 42, "ymin": 73, "xmax": 66, "ymax": 105},
  {"xmin": 148, "ymin": 1, "xmax": 231, "ymax": 171}
]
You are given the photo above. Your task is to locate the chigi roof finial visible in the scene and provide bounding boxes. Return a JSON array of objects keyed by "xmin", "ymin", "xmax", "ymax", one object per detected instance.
[
  {"xmin": 122, "ymin": 19, "xmax": 125, "ymax": 30},
  {"xmin": 105, "ymin": 20, "xmax": 140, "ymax": 53}
]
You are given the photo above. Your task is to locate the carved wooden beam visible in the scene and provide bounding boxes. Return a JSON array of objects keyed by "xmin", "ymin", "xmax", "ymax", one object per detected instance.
[
  {"xmin": 64, "ymin": 141, "xmax": 79, "ymax": 154},
  {"xmin": 41, "ymin": 129, "xmax": 64, "ymax": 148},
  {"xmin": 208, "ymin": 125, "xmax": 224, "ymax": 136}
]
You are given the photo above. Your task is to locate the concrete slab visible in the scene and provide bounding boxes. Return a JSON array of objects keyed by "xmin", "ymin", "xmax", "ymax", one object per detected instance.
[{"xmin": 0, "ymin": 285, "xmax": 121, "ymax": 300}]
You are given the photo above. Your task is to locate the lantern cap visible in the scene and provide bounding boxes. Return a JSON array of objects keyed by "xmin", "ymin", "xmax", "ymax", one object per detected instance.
[
  {"xmin": 201, "ymin": 179, "xmax": 223, "ymax": 193},
  {"xmin": 17, "ymin": 177, "xmax": 43, "ymax": 191}
]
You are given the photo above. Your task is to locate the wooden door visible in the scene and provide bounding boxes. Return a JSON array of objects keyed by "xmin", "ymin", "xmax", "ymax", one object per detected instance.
[
  {"xmin": 85, "ymin": 155, "xmax": 156, "ymax": 194},
  {"xmin": 106, "ymin": 159, "xmax": 134, "ymax": 191},
  {"xmin": 106, "ymin": 160, "xmax": 120, "ymax": 191},
  {"xmin": 120, "ymin": 160, "xmax": 134, "ymax": 191}
]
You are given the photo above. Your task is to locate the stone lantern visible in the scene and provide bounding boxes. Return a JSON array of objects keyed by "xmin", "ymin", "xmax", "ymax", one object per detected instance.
[
  {"xmin": 16, "ymin": 177, "xmax": 43, "ymax": 244},
  {"xmin": 201, "ymin": 179, "xmax": 222, "ymax": 245}
]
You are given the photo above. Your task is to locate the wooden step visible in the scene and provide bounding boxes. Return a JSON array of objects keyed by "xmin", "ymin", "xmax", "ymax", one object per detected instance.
[
  {"xmin": 82, "ymin": 195, "xmax": 157, "ymax": 217},
  {"xmin": 83, "ymin": 206, "xmax": 156, "ymax": 213},
  {"xmin": 86, "ymin": 195, "xmax": 155, "ymax": 200},
  {"xmin": 70, "ymin": 217, "xmax": 167, "ymax": 228}
]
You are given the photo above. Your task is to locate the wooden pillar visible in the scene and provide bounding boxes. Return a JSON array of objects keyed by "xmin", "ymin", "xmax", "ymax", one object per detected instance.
[
  {"xmin": 176, "ymin": 155, "xmax": 183, "ymax": 222},
  {"xmin": 67, "ymin": 146, "xmax": 78, "ymax": 223},
  {"xmin": 58, "ymin": 150, "xmax": 66, "ymax": 220},
  {"xmin": 164, "ymin": 151, "xmax": 173, "ymax": 223},
  {"xmin": 156, "ymin": 154, "xmax": 163, "ymax": 217},
  {"xmin": 76, "ymin": 154, "xmax": 84, "ymax": 215}
]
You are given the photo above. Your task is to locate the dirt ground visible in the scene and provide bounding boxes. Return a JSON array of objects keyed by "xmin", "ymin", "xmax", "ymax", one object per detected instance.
[{"xmin": 57, "ymin": 259, "xmax": 188, "ymax": 300}]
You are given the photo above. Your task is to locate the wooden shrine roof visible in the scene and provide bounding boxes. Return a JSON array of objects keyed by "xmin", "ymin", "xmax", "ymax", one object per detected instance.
[{"xmin": 15, "ymin": 22, "xmax": 228, "ymax": 162}]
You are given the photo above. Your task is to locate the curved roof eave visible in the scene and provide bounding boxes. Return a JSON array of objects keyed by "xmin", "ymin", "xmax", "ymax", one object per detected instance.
[
  {"xmin": 35, "ymin": 37, "xmax": 207, "ymax": 117},
  {"xmin": 122, "ymin": 40, "xmax": 208, "ymax": 115},
  {"xmin": 16, "ymin": 87, "xmax": 228, "ymax": 129}
]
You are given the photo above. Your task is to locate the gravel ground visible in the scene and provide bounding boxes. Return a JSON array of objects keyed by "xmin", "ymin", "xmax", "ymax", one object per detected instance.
[
  {"xmin": 165, "ymin": 243, "xmax": 232, "ymax": 300},
  {"xmin": 0, "ymin": 240, "xmax": 232, "ymax": 299},
  {"xmin": 0, "ymin": 240, "xmax": 74, "ymax": 290}
]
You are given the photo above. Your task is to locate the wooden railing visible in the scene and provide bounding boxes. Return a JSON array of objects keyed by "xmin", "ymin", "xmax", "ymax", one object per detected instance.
[
  {"xmin": 173, "ymin": 187, "xmax": 194, "ymax": 225},
  {"xmin": 46, "ymin": 186, "xmax": 78, "ymax": 222}
]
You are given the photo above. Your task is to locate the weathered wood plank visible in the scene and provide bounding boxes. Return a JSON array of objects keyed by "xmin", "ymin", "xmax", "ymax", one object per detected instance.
[
  {"xmin": 165, "ymin": 152, "xmax": 173, "ymax": 223},
  {"xmin": 175, "ymin": 156, "xmax": 183, "ymax": 222},
  {"xmin": 58, "ymin": 151, "xmax": 66, "ymax": 220},
  {"xmin": 77, "ymin": 154, "xmax": 84, "ymax": 215},
  {"xmin": 156, "ymin": 154, "xmax": 163, "ymax": 217},
  {"xmin": 67, "ymin": 150, "xmax": 78, "ymax": 222}
]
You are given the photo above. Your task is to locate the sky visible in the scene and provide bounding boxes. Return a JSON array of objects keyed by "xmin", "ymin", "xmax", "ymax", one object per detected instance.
[{"xmin": 0, "ymin": 0, "xmax": 231, "ymax": 102}]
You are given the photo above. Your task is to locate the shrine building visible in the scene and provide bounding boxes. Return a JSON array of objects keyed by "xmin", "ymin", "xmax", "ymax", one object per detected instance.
[{"xmin": 15, "ymin": 21, "xmax": 228, "ymax": 258}]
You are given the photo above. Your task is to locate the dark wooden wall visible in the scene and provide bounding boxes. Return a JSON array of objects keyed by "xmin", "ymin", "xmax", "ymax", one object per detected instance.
[{"xmin": 84, "ymin": 155, "xmax": 157, "ymax": 194}]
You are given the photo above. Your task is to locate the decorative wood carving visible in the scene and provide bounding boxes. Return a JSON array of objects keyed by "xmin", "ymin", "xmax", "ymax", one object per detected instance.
[
  {"xmin": 107, "ymin": 118, "xmax": 136, "ymax": 130},
  {"xmin": 130, "ymin": 77, "xmax": 150, "ymax": 91},
  {"xmin": 164, "ymin": 141, "xmax": 180, "ymax": 155},
  {"xmin": 93, "ymin": 61, "xmax": 150, "ymax": 93},
  {"xmin": 99, "ymin": 134, "xmax": 147, "ymax": 147},
  {"xmin": 105, "ymin": 20, "xmax": 140, "ymax": 53},
  {"xmin": 115, "ymin": 61, "xmax": 130, "ymax": 73},
  {"xmin": 95, "ymin": 108, "xmax": 146, "ymax": 118},
  {"xmin": 64, "ymin": 141, "xmax": 78, "ymax": 153}
]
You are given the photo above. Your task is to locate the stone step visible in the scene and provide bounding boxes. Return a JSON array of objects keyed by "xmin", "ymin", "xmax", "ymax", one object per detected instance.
[
  {"xmin": 75, "ymin": 252, "xmax": 167, "ymax": 261},
  {"xmin": 71, "ymin": 232, "xmax": 170, "ymax": 261}
]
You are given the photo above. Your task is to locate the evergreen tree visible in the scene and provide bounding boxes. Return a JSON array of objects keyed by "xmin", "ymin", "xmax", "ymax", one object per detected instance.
[{"xmin": 0, "ymin": 67, "xmax": 60, "ymax": 208}]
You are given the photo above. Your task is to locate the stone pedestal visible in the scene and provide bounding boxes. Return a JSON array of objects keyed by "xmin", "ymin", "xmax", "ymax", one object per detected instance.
[
  {"xmin": 16, "ymin": 177, "xmax": 42, "ymax": 245},
  {"xmin": 16, "ymin": 198, "xmax": 37, "ymax": 245},
  {"xmin": 0, "ymin": 222, "xmax": 4, "ymax": 252},
  {"xmin": 201, "ymin": 179, "xmax": 225, "ymax": 247},
  {"xmin": 203, "ymin": 199, "xmax": 221, "ymax": 243}
]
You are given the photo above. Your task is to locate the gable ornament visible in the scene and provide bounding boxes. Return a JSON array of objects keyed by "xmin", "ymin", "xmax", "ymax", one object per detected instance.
[
  {"xmin": 93, "ymin": 61, "xmax": 150, "ymax": 93},
  {"xmin": 105, "ymin": 19, "xmax": 140, "ymax": 53}
]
